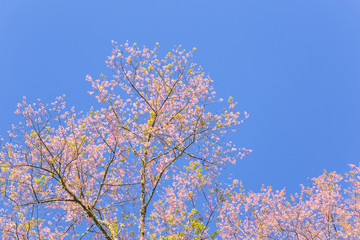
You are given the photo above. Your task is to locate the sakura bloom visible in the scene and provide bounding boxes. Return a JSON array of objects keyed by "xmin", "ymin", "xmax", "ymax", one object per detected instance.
[
  {"xmin": 0, "ymin": 42, "xmax": 248, "ymax": 239},
  {"xmin": 1, "ymin": 42, "xmax": 358, "ymax": 239}
]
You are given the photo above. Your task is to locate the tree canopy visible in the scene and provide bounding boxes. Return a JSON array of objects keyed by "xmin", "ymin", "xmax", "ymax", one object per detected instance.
[{"xmin": 0, "ymin": 42, "xmax": 359, "ymax": 239}]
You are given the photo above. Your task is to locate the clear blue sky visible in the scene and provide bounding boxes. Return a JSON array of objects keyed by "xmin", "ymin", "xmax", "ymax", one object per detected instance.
[{"xmin": 1, "ymin": 1, "xmax": 360, "ymax": 193}]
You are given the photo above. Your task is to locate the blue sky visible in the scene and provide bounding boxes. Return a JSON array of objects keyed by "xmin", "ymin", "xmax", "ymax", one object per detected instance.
[{"xmin": 1, "ymin": 0, "xmax": 360, "ymax": 193}]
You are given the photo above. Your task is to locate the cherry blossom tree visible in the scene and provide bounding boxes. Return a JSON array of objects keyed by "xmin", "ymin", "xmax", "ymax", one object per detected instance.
[
  {"xmin": 217, "ymin": 164, "xmax": 360, "ymax": 239},
  {"xmin": 0, "ymin": 42, "xmax": 249, "ymax": 239},
  {"xmin": 1, "ymin": 41, "xmax": 359, "ymax": 240}
]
